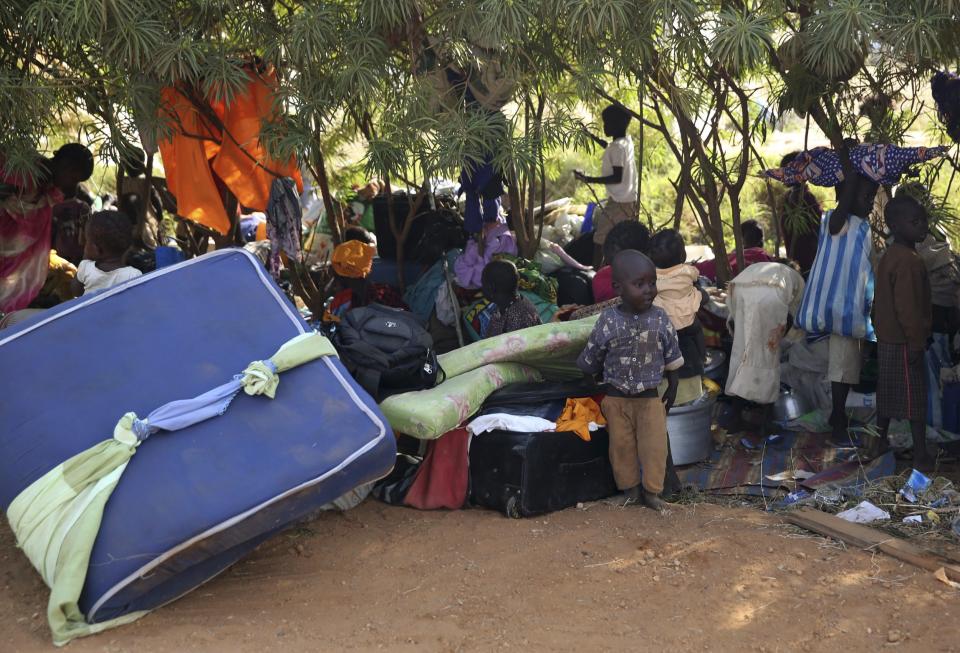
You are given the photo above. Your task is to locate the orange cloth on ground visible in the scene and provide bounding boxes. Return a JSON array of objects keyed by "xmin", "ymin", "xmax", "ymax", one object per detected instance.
[
  {"xmin": 555, "ymin": 397, "xmax": 606, "ymax": 442},
  {"xmin": 158, "ymin": 67, "xmax": 303, "ymax": 235},
  {"xmin": 653, "ymin": 263, "xmax": 702, "ymax": 330},
  {"xmin": 332, "ymin": 241, "xmax": 376, "ymax": 279},
  {"xmin": 211, "ymin": 68, "xmax": 302, "ymax": 210}
]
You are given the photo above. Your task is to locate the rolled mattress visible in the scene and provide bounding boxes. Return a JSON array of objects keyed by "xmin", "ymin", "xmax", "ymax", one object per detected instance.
[{"xmin": 0, "ymin": 249, "xmax": 395, "ymax": 637}]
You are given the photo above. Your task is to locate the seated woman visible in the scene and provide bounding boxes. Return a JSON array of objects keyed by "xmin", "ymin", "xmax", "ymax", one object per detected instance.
[
  {"xmin": 560, "ymin": 221, "xmax": 650, "ymax": 322},
  {"xmin": 3, "ymin": 210, "xmax": 140, "ymax": 329},
  {"xmin": 326, "ymin": 238, "xmax": 406, "ymax": 320}
]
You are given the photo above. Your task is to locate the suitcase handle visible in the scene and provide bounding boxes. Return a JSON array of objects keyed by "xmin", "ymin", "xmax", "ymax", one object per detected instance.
[{"xmin": 558, "ymin": 458, "xmax": 608, "ymax": 477}]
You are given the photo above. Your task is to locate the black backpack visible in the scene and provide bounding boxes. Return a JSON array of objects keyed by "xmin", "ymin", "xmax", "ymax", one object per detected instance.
[{"xmin": 333, "ymin": 304, "xmax": 441, "ymax": 401}]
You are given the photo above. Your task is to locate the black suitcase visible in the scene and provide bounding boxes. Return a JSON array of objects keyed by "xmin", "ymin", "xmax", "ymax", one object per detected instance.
[
  {"xmin": 469, "ymin": 379, "xmax": 616, "ymax": 518},
  {"xmin": 479, "ymin": 379, "xmax": 598, "ymax": 419},
  {"xmin": 469, "ymin": 427, "xmax": 617, "ymax": 518}
]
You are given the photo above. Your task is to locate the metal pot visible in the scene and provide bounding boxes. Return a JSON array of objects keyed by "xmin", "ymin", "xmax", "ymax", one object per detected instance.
[
  {"xmin": 772, "ymin": 387, "xmax": 809, "ymax": 423},
  {"xmin": 667, "ymin": 394, "xmax": 716, "ymax": 466}
]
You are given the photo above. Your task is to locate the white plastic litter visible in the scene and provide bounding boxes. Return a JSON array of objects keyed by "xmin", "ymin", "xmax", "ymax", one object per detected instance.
[
  {"xmin": 836, "ymin": 501, "xmax": 890, "ymax": 524},
  {"xmin": 765, "ymin": 470, "xmax": 815, "ymax": 482}
]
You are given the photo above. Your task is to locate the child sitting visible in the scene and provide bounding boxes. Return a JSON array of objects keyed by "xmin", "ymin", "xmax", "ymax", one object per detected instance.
[
  {"xmin": 869, "ymin": 196, "xmax": 933, "ymax": 468},
  {"xmin": 694, "ymin": 219, "xmax": 773, "ymax": 282},
  {"xmin": 577, "ymin": 250, "xmax": 683, "ymax": 511},
  {"xmin": 71, "ymin": 211, "xmax": 142, "ymax": 296},
  {"xmin": 648, "ymin": 229, "xmax": 707, "ymax": 404},
  {"xmin": 592, "ymin": 220, "xmax": 651, "ymax": 304},
  {"xmin": 481, "ymin": 259, "xmax": 542, "ymax": 338}
]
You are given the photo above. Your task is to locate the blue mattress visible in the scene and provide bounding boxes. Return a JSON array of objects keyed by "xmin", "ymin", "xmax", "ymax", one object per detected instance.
[{"xmin": 0, "ymin": 249, "xmax": 395, "ymax": 624}]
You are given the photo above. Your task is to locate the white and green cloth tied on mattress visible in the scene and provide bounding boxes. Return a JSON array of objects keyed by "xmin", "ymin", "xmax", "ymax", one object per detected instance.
[{"xmin": 6, "ymin": 332, "xmax": 337, "ymax": 646}]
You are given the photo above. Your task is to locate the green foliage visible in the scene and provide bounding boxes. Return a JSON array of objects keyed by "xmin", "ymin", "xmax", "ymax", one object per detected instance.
[
  {"xmin": 710, "ymin": 7, "xmax": 774, "ymax": 77},
  {"xmin": 2, "ymin": 0, "xmax": 959, "ymax": 255}
]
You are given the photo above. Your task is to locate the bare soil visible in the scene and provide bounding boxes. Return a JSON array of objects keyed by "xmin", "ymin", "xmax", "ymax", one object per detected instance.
[{"xmin": 3, "ymin": 499, "xmax": 959, "ymax": 652}]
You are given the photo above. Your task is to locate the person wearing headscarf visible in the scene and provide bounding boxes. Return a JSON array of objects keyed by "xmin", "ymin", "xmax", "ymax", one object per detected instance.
[
  {"xmin": 762, "ymin": 144, "xmax": 947, "ymax": 189},
  {"xmin": 332, "ymin": 238, "xmax": 376, "ymax": 279},
  {"xmin": 326, "ymin": 237, "xmax": 406, "ymax": 321}
]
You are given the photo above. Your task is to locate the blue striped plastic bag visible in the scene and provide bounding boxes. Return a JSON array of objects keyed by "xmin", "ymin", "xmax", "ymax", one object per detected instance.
[{"xmin": 795, "ymin": 211, "xmax": 876, "ymax": 340}]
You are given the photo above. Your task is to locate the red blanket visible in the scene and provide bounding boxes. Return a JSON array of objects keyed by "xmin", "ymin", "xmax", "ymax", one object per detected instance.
[{"xmin": 404, "ymin": 428, "xmax": 470, "ymax": 510}]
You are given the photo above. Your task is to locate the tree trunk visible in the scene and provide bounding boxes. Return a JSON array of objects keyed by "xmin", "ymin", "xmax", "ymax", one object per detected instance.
[
  {"xmin": 763, "ymin": 178, "xmax": 782, "ymax": 258},
  {"xmin": 534, "ymin": 146, "xmax": 546, "ymax": 258},
  {"xmin": 636, "ymin": 82, "xmax": 648, "ymax": 228},
  {"xmin": 729, "ymin": 188, "xmax": 745, "ymax": 275},
  {"xmin": 708, "ymin": 211, "xmax": 732, "ymax": 284},
  {"xmin": 312, "ymin": 144, "xmax": 342, "ymax": 245},
  {"xmin": 531, "ymin": 93, "xmax": 547, "ymax": 259},
  {"xmin": 672, "ymin": 164, "xmax": 690, "ymax": 230},
  {"xmin": 507, "ymin": 174, "xmax": 523, "ymax": 239},
  {"xmin": 211, "ymin": 186, "xmax": 239, "ymax": 249},
  {"xmin": 383, "ymin": 175, "xmax": 402, "ymax": 287},
  {"xmin": 523, "ymin": 97, "xmax": 537, "ymax": 259},
  {"xmin": 383, "ymin": 176, "xmax": 429, "ymax": 290}
]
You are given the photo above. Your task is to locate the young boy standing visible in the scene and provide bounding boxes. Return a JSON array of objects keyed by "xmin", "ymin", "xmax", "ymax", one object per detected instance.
[
  {"xmin": 870, "ymin": 196, "xmax": 933, "ymax": 468},
  {"xmin": 577, "ymin": 250, "xmax": 683, "ymax": 511},
  {"xmin": 573, "ymin": 105, "xmax": 638, "ymax": 267}
]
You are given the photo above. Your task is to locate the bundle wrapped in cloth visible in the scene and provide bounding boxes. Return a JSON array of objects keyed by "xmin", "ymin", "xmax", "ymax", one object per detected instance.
[{"xmin": 762, "ymin": 143, "xmax": 948, "ymax": 187}]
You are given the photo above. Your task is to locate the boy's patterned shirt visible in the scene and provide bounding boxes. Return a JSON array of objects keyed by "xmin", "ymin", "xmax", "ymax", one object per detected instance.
[{"xmin": 577, "ymin": 305, "xmax": 684, "ymax": 395}]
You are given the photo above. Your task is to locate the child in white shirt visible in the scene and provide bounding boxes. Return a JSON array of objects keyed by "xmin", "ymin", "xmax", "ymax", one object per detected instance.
[{"xmin": 72, "ymin": 211, "xmax": 141, "ymax": 295}]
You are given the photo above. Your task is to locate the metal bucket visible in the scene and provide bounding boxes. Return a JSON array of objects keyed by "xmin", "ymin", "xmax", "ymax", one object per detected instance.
[{"xmin": 667, "ymin": 394, "xmax": 716, "ymax": 465}]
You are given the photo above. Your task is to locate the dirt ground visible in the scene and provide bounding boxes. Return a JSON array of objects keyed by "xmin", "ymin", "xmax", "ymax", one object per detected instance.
[{"xmin": 3, "ymin": 499, "xmax": 959, "ymax": 653}]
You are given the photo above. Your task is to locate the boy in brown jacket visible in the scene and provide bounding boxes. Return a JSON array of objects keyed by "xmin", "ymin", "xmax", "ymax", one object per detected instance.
[{"xmin": 869, "ymin": 196, "xmax": 933, "ymax": 469}]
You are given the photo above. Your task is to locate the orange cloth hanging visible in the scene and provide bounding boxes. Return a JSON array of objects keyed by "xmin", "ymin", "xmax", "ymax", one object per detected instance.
[
  {"xmin": 555, "ymin": 397, "xmax": 606, "ymax": 442},
  {"xmin": 157, "ymin": 87, "xmax": 230, "ymax": 234},
  {"xmin": 211, "ymin": 68, "xmax": 303, "ymax": 211},
  {"xmin": 158, "ymin": 66, "xmax": 302, "ymax": 235}
]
